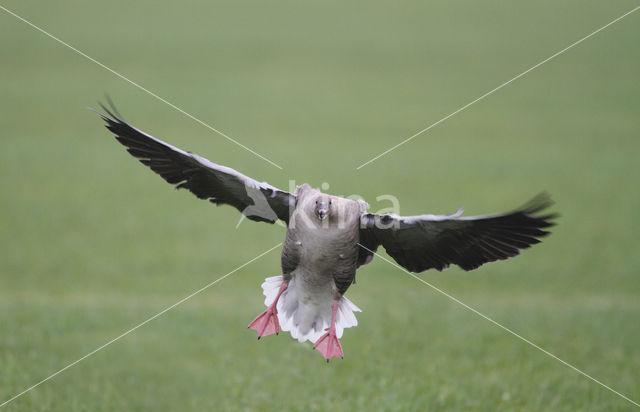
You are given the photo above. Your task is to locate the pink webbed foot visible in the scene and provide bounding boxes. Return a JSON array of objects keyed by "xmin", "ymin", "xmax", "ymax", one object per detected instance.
[
  {"xmin": 248, "ymin": 280, "xmax": 288, "ymax": 339},
  {"xmin": 248, "ymin": 306, "xmax": 280, "ymax": 338},
  {"xmin": 314, "ymin": 327, "xmax": 343, "ymax": 362},
  {"xmin": 313, "ymin": 300, "xmax": 344, "ymax": 362}
]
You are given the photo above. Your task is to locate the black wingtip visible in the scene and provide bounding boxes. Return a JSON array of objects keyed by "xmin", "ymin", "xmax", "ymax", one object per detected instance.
[
  {"xmin": 94, "ymin": 95, "xmax": 126, "ymax": 127},
  {"xmin": 104, "ymin": 94, "xmax": 124, "ymax": 119},
  {"xmin": 517, "ymin": 192, "xmax": 554, "ymax": 215},
  {"xmin": 98, "ymin": 101, "xmax": 118, "ymax": 123}
]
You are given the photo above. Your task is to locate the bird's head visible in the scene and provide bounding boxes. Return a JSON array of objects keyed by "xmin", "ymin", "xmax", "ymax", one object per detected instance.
[
  {"xmin": 314, "ymin": 195, "xmax": 333, "ymax": 221},
  {"xmin": 294, "ymin": 184, "xmax": 340, "ymax": 227},
  {"xmin": 293, "ymin": 184, "xmax": 365, "ymax": 230}
]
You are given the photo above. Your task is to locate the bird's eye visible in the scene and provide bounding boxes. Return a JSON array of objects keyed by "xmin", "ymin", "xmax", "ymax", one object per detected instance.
[
  {"xmin": 329, "ymin": 200, "xmax": 332, "ymax": 205},
  {"xmin": 315, "ymin": 200, "xmax": 318, "ymax": 204}
]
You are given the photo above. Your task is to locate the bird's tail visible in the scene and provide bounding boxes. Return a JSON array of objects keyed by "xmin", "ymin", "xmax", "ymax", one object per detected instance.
[{"xmin": 260, "ymin": 275, "xmax": 361, "ymax": 344}]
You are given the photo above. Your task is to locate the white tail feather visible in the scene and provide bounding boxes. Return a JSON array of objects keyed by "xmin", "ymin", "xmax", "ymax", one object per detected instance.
[{"xmin": 260, "ymin": 275, "xmax": 361, "ymax": 343}]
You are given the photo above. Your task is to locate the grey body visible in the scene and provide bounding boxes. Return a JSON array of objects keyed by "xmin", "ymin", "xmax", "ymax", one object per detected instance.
[{"xmin": 281, "ymin": 184, "xmax": 365, "ymax": 298}]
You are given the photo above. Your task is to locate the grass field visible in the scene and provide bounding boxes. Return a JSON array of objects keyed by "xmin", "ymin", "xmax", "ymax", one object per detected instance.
[{"xmin": 1, "ymin": 1, "xmax": 639, "ymax": 410}]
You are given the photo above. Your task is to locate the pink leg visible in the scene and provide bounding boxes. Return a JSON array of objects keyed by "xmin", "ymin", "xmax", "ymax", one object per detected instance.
[
  {"xmin": 248, "ymin": 280, "xmax": 288, "ymax": 339},
  {"xmin": 313, "ymin": 300, "xmax": 344, "ymax": 362}
]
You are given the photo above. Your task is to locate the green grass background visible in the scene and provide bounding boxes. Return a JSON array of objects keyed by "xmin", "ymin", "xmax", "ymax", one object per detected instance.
[{"xmin": 1, "ymin": 1, "xmax": 639, "ymax": 410}]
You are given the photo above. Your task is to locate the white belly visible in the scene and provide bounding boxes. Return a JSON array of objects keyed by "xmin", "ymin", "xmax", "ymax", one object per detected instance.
[{"xmin": 259, "ymin": 274, "xmax": 361, "ymax": 344}]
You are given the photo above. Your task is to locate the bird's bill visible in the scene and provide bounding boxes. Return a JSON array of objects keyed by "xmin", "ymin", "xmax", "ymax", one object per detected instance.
[{"xmin": 315, "ymin": 201, "xmax": 329, "ymax": 220}]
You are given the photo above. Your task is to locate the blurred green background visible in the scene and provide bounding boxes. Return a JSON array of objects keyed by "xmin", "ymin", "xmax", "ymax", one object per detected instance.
[{"xmin": 1, "ymin": 1, "xmax": 639, "ymax": 410}]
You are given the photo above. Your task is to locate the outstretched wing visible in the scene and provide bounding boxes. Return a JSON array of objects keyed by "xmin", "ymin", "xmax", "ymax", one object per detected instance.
[
  {"xmin": 359, "ymin": 193, "xmax": 557, "ymax": 272},
  {"xmin": 97, "ymin": 104, "xmax": 295, "ymax": 224}
]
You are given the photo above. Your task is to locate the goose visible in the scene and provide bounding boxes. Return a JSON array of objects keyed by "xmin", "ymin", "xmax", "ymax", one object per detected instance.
[{"xmin": 97, "ymin": 104, "xmax": 556, "ymax": 361}]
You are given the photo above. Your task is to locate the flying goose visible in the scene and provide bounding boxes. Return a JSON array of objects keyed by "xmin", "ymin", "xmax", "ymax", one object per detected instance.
[{"xmin": 97, "ymin": 104, "xmax": 557, "ymax": 361}]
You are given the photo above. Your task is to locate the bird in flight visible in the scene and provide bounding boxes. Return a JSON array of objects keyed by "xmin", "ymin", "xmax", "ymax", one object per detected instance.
[{"xmin": 97, "ymin": 103, "xmax": 557, "ymax": 362}]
